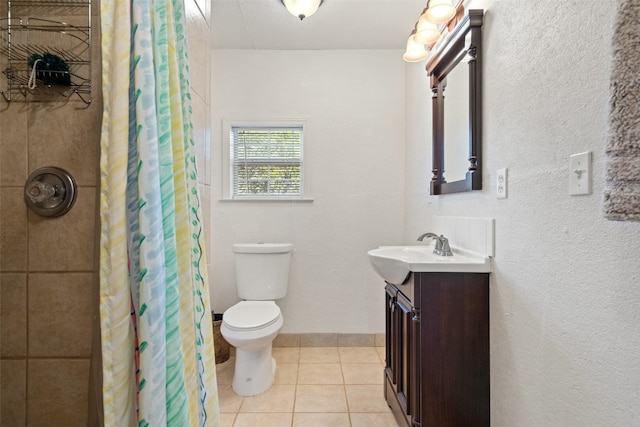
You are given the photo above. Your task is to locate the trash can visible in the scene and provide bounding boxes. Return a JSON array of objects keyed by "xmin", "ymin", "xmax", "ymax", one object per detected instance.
[{"xmin": 211, "ymin": 312, "xmax": 230, "ymax": 364}]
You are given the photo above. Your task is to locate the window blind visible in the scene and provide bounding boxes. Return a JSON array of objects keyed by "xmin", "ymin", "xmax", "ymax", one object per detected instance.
[{"xmin": 231, "ymin": 127, "xmax": 303, "ymax": 197}]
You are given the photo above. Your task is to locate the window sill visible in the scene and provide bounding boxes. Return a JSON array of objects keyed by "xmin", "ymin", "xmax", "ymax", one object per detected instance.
[{"xmin": 219, "ymin": 197, "xmax": 314, "ymax": 203}]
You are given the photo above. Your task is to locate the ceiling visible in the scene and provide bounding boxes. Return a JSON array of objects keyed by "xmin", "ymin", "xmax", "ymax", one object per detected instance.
[{"xmin": 211, "ymin": 0, "xmax": 427, "ymax": 50}]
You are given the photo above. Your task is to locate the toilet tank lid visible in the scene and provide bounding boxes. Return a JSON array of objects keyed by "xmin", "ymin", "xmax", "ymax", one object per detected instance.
[{"xmin": 233, "ymin": 243, "xmax": 293, "ymax": 254}]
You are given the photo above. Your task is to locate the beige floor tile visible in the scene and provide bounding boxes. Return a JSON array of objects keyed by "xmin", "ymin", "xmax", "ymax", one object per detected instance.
[
  {"xmin": 218, "ymin": 412, "xmax": 236, "ymax": 427},
  {"xmin": 299, "ymin": 346, "xmax": 340, "ymax": 363},
  {"xmin": 216, "ymin": 347, "xmax": 395, "ymax": 425},
  {"xmin": 273, "ymin": 346, "xmax": 300, "ymax": 364},
  {"xmin": 375, "ymin": 346, "xmax": 386, "ymax": 364},
  {"xmin": 293, "ymin": 412, "xmax": 351, "ymax": 427},
  {"xmin": 345, "ymin": 385, "xmax": 392, "ymax": 413},
  {"xmin": 218, "ymin": 384, "xmax": 244, "ymax": 413},
  {"xmin": 339, "ymin": 347, "xmax": 382, "ymax": 364},
  {"xmin": 274, "ymin": 363, "xmax": 298, "ymax": 384},
  {"xmin": 216, "ymin": 358, "xmax": 235, "ymax": 385},
  {"xmin": 295, "ymin": 385, "xmax": 348, "ymax": 413},
  {"xmin": 298, "ymin": 363, "xmax": 343, "ymax": 385},
  {"xmin": 350, "ymin": 412, "xmax": 399, "ymax": 427},
  {"xmin": 239, "ymin": 384, "xmax": 295, "ymax": 413},
  {"xmin": 234, "ymin": 412, "xmax": 293, "ymax": 427},
  {"xmin": 342, "ymin": 363, "xmax": 384, "ymax": 385}
]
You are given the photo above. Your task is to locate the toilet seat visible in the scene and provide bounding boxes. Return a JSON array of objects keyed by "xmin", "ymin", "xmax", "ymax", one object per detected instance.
[{"xmin": 223, "ymin": 301, "xmax": 281, "ymax": 332}]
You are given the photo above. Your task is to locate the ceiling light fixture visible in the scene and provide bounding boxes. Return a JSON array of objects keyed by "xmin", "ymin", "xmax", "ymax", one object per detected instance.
[
  {"xmin": 403, "ymin": 0, "xmax": 459, "ymax": 62},
  {"xmin": 281, "ymin": 0, "xmax": 324, "ymax": 21}
]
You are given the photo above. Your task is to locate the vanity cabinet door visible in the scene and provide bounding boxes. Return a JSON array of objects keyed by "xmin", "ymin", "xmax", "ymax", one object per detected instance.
[
  {"xmin": 416, "ymin": 272, "xmax": 490, "ymax": 427},
  {"xmin": 385, "ymin": 282, "xmax": 420, "ymax": 427},
  {"xmin": 384, "ymin": 284, "xmax": 399, "ymax": 387},
  {"xmin": 396, "ymin": 291, "xmax": 417, "ymax": 418}
]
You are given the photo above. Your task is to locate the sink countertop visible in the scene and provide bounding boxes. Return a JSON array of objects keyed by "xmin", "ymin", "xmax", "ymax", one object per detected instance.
[{"xmin": 368, "ymin": 245, "xmax": 492, "ymax": 285}]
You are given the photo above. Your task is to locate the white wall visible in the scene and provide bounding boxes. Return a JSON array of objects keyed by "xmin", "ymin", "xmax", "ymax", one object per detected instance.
[
  {"xmin": 210, "ymin": 50, "xmax": 406, "ymax": 333},
  {"xmin": 406, "ymin": 1, "xmax": 640, "ymax": 425}
]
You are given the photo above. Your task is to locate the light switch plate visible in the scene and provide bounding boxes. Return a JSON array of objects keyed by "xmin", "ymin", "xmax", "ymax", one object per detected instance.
[
  {"xmin": 496, "ymin": 168, "xmax": 507, "ymax": 199},
  {"xmin": 569, "ymin": 151, "xmax": 591, "ymax": 195}
]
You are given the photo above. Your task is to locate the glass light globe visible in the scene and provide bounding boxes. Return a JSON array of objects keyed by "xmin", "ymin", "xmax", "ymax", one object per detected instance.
[
  {"xmin": 283, "ymin": 0, "xmax": 323, "ymax": 20},
  {"xmin": 403, "ymin": 36, "xmax": 428, "ymax": 63},
  {"xmin": 424, "ymin": 0, "xmax": 456, "ymax": 24},
  {"xmin": 414, "ymin": 14, "xmax": 441, "ymax": 45}
]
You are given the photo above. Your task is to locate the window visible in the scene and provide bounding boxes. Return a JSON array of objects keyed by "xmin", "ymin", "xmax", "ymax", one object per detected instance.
[{"xmin": 229, "ymin": 126, "xmax": 304, "ymax": 199}]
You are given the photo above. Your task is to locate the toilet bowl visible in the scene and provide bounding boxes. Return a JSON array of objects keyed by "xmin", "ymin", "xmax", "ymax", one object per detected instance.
[
  {"xmin": 221, "ymin": 301, "xmax": 284, "ymax": 396},
  {"xmin": 220, "ymin": 243, "xmax": 292, "ymax": 396}
]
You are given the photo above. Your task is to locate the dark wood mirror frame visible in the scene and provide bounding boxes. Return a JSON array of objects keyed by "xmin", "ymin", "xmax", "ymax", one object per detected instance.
[{"xmin": 426, "ymin": 9, "xmax": 484, "ymax": 195}]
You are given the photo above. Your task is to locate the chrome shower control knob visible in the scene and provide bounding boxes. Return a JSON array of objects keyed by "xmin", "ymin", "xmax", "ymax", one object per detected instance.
[
  {"xmin": 25, "ymin": 180, "xmax": 56, "ymax": 204},
  {"xmin": 23, "ymin": 166, "xmax": 77, "ymax": 217}
]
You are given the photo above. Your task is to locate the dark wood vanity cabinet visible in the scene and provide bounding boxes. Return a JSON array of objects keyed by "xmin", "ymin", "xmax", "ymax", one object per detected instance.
[{"xmin": 384, "ymin": 272, "xmax": 490, "ymax": 427}]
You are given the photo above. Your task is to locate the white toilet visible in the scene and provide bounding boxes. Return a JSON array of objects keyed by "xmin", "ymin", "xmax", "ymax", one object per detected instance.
[{"xmin": 220, "ymin": 243, "xmax": 293, "ymax": 396}]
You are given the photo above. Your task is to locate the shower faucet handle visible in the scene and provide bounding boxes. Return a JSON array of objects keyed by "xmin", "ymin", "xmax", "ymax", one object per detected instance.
[{"xmin": 25, "ymin": 180, "xmax": 56, "ymax": 203}]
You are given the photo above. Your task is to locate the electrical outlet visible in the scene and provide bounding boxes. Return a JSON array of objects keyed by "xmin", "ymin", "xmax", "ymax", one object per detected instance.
[
  {"xmin": 570, "ymin": 151, "xmax": 591, "ymax": 195},
  {"xmin": 496, "ymin": 168, "xmax": 507, "ymax": 199}
]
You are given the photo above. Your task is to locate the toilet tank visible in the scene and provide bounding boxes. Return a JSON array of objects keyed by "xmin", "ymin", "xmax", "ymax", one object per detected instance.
[{"xmin": 233, "ymin": 243, "xmax": 293, "ymax": 300}]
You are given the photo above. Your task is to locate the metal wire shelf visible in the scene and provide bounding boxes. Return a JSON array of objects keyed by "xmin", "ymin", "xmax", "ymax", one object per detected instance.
[{"xmin": 1, "ymin": 2, "xmax": 91, "ymax": 104}]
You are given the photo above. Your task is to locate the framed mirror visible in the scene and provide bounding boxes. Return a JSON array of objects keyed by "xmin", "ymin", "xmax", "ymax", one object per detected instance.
[{"xmin": 426, "ymin": 9, "xmax": 484, "ymax": 195}]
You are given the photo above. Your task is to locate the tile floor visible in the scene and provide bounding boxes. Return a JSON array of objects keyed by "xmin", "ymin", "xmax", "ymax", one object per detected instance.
[{"xmin": 216, "ymin": 346, "xmax": 399, "ymax": 427}]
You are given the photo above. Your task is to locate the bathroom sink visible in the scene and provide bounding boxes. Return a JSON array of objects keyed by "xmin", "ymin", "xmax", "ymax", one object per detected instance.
[{"xmin": 367, "ymin": 245, "xmax": 491, "ymax": 285}]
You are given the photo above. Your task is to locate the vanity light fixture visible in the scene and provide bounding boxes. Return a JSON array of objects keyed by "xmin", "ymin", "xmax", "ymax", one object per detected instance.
[
  {"xmin": 280, "ymin": 0, "xmax": 324, "ymax": 20},
  {"xmin": 403, "ymin": 0, "xmax": 458, "ymax": 62},
  {"xmin": 403, "ymin": 31, "xmax": 429, "ymax": 62}
]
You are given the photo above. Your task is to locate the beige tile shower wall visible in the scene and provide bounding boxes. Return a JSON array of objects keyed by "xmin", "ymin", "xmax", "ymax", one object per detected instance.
[
  {"xmin": 1, "ymin": 1, "xmax": 210, "ymax": 425},
  {"xmin": 0, "ymin": 1, "xmax": 102, "ymax": 426}
]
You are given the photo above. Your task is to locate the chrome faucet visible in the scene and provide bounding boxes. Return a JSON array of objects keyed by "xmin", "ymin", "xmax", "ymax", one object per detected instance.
[
  {"xmin": 417, "ymin": 232, "xmax": 453, "ymax": 256},
  {"xmin": 417, "ymin": 232, "xmax": 439, "ymax": 242}
]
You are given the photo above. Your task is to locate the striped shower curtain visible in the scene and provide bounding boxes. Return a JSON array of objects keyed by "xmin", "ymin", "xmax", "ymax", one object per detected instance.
[{"xmin": 99, "ymin": 0, "xmax": 219, "ymax": 426}]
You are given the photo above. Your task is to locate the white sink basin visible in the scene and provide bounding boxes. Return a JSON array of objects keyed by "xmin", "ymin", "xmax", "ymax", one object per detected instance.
[{"xmin": 367, "ymin": 245, "xmax": 491, "ymax": 285}]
